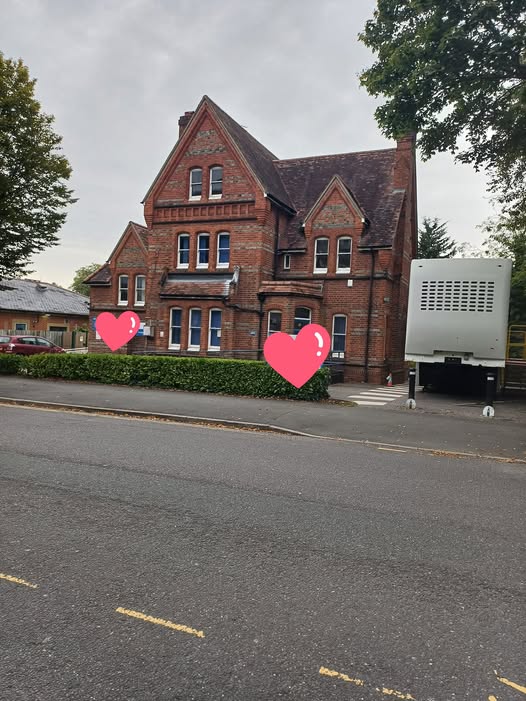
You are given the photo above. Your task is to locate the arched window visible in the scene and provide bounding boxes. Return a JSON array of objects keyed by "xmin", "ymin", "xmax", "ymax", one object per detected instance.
[
  {"xmin": 197, "ymin": 233, "xmax": 210, "ymax": 268},
  {"xmin": 332, "ymin": 315, "xmax": 347, "ymax": 357},
  {"xmin": 314, "ymin": 238, "xmax": 329, "ymax": 273},
  {"xmin": 217, "ymin": 232, "xmax": 230, "ymax": 267},
  {"xmin": 177, "ymin": 233, "xmax": 190, "ymax": 268},
  {"xmin": 209, "ymin": 166, "xmax": 223, "ymax": 198},
  {"xmin": 293, "ymin": 307, "xmax": 311, "ymax": 335},
  {"xmin": 170, "ymin": 308, "xmax": 182, "ymax": 349},
  {"xmin": 337, "ymin": 237, "xmax": 352, "ymax": 273},
  {"xmin": 208, "ymin": 309, "xmax": 222, "ymax": 350},
  {"xmin": 189, "ymin": 168, "xmax": 202, "ymax": 199},
  {"xmin": 188, "ymin": 308, "xmax": 201, "ymax": 350},
  {"xmin": 267, "ymin": 310, "xmax": 282, "ymax": 336}
]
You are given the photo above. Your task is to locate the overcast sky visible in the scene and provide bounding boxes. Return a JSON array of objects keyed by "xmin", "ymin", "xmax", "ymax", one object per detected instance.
[{"xmin": 3, "ymin": 0, "xmax": 494, "ymax": 288}]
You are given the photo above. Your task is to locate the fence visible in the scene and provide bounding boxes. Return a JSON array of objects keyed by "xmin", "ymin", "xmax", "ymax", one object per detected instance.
[{"xmin": 0, "ymin": 329, "xmax": 88, "ymax": 350}]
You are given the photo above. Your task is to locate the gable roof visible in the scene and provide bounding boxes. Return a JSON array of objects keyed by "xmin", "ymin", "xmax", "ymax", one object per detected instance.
[
  {"xmin": 0, "ymin": 279, "xmax": 90, "ymax": 316},
  {"xmin": 84, "ymin": 263, "xmax": 111, "ymax": 286},
  {"xmin": 302, "ymin": 174, "xmax": 368, "ymax": 226},
  {"xmin": 143, "ymin": 96, "xmax": 295, "ymax": 211},
  {"xmin": 274, "ymin": 150, "xmax": 405, "ymax": 249}
]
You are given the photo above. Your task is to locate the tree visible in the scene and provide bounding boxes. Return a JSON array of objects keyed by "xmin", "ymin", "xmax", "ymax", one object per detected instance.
[
  {"xmin": 70, "ymin": 263, "xmax": 102, "ymax": 297},
  {"xmin": 418, "ymin": 217, "xmax": 458, "ymax": 258},
  {"xmin": 359, "ymin": 1, "xmax": 526, "ymax": 226},
  {"xmin": 455, "ymin": 242, "xmax": 486, "ymax": 258},
  {"xmin": 481, "ymin": 215, "xmax": 526, "ymax": 322},
  {"xmin": 0, "ymin": 53, "xmax": 76, "ymax": 278}
]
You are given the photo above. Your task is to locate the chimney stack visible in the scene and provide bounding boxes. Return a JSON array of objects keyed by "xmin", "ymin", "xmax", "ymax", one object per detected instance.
[{"xmin": 178, "ymin": 111, "xmax": 195, "ymax": 137}]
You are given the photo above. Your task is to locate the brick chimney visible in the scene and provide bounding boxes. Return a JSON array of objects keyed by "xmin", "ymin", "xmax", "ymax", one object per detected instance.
[
  {"xmin": 393, "ymin": 132, "xmax": 416, "ymax": 189},
  {"xmin": 178, "ymin": 111, "xmax": 195, "ymax": 137}
]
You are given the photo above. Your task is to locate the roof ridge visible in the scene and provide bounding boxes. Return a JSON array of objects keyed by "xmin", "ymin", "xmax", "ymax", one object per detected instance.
[{"xmin": 275, "ymin": 147, "xmax": 396, "ymax": 164}]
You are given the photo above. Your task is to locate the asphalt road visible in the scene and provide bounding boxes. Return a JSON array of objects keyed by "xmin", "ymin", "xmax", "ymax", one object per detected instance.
[{"xmin": 0, "ymin": 406, "xmax": 525, "ymax": 700}]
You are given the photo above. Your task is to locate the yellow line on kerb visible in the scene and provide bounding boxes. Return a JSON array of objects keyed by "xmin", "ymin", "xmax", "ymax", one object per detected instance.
[
  {"xmin": 319, "ymin": 667, "xmax": 415, "ymax": 699},
  {"xmin": 115, "ymin": 607, "xmax": 205, "ymax": 638},
  {"xmin": 0, "ymin": 572, "xmax": 38, "ymax": 589},
  {"xmin": 495, "ymin": 670, "xmax": 526, "ymax": 695}
]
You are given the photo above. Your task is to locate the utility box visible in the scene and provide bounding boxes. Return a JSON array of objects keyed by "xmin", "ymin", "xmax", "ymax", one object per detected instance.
[{"xmin": 405, "ymin": 258, "xmax": 512, "ymax": 391}]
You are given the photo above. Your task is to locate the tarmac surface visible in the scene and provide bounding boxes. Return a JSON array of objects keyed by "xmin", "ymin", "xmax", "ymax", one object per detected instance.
[{"xmin": 0, "ymin": 376, "xmax": 525, "ymax": 460}]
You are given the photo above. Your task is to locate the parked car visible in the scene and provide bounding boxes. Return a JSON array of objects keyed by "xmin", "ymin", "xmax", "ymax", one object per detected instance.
[{"xmin": 0, "ymin": 335, "xmax": 65, "ymax": 355}]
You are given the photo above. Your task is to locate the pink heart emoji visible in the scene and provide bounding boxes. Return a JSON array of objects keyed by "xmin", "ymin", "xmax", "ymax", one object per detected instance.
[
  {"xmin": 95, "ymin": 311, "xmax": 141, "ymax": 351},
  {"xmin": 263, "ymin": 323, "xmax": 331, "ymax": 388}
]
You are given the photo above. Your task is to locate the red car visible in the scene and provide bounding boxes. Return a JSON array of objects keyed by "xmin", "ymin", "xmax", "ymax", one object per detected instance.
[{"xmin": 0, "ymin": 335, "xmax": 65, "ymax": 355}]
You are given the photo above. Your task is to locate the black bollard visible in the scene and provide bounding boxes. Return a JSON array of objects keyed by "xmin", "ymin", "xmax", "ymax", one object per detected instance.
[
  {"xmin": 408, "ymin": 368, "xmax": 416, "ymax": 401},
  {"xmin": 485, "ymin": 371, "xmax": 496, "ymax": 408}
]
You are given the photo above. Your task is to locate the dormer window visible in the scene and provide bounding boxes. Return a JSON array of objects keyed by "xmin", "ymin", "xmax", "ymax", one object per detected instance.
[
  {"xmin": 189, "ymin": 168, "xmax": 202, "ymax": 199},
  {"xmin": 209, "ymin": 166, "xmax": 223, "ymax": 198}
]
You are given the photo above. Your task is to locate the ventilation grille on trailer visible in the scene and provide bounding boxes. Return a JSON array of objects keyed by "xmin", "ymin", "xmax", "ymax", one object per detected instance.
[{"xmin": 420, "ymin": 280, "xmax": 495, "ymax": 312}]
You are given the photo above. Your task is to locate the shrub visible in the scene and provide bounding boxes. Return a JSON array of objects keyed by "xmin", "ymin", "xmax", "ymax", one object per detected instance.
[
  {"xmin": 22, "ymin": 353, "xmax": 330, "ymax": 401},
  {"xmin": 0, "ymin": 354, "xmax": 25, "ymax": 374}
]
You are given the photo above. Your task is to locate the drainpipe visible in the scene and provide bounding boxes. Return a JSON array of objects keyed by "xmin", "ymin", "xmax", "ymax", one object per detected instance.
[
  {"xmin": 257, "ymin": 292, "xmax": 265, "ymax": 360},
  {"xmin": 364, "ymin": 249, "xmax": 376, "ymax": 383}
]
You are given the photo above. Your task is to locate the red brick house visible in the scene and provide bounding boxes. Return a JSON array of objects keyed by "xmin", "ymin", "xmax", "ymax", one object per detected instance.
[{"xmin": 86, "ymin": 96, "xmax": 417, "ymax": 383}]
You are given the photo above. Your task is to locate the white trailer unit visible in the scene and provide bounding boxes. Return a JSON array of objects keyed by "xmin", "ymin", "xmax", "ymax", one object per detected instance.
[{"xmin": 405, "ymin": 258, "xmax": 512, "ymax": 391}]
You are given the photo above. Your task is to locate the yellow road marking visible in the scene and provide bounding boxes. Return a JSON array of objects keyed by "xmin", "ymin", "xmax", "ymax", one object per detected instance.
[
  {"xmin": 377, "ymin": 447, "xmax": 407, "ymax": 453},
  {"xmin": 376, "ymin": 687, "xmax": 415, "ymax": 699},
  {"xmin": 495, "ymin": 671, "xmax": 526, "ymax": 695},
  {"xmin": 319, "ymin": 667, "xmax": 364, "ymax": 686},
  {"xmin": 0, "ymin": 572, "xmax": 38, "ymax": 589},
  {"xmin": 320, "ymin": 666, "xmax": 415, "ymax": 699},
  {"xmin": 115, "ymin": 607, "xmax": 204, "ymax": 638},
  {"xmin": 488, "ymin": 696, "xmax": 497, "ymax": 700}
]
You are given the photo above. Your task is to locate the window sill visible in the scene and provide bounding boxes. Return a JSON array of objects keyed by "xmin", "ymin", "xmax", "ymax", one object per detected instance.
[
  {"xmin": 208, "ymin": 347, "xmax": 220, "ymax": 352},
  {"xmin": 169, "ymin": 345, "xmax": 181, "ymax": 351},
  {"xmin": 134, "ymin": 302, "xmax": 145, "ymax": 307},
  {"xmin": 117, "ymin": 302, "xmax": 128, "ymax": 306},
  {"xmin": 196, "ymin": 264, "xmax": 209, "ymax": 269},
  {"xmin": 177, "ymin": 264, "xmax": 189, "ymax": 270},
  {"xmin": 187, "ymin": 347, "xmax": 200, "ymax": 352},
  {"xmin": 216, "ymin": 263, "xmax": 229, "ymax": 269},
  {"xmin": 336, "ymin": 270, "xmax": 351, "ymax": 275},
  {"xmin": 313, "ymin": 270, "xmax": 327, "ymax": 275},
  {"xmin": 209, "ymin": 194, "xmax": 222, "ymax": 200},
  {"xmin": 189, "ymin": 196, "xmax": 202, "ymax": 201}
]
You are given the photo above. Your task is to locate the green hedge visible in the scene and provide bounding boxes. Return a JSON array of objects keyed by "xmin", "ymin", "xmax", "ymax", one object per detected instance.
[
  {"xmin": 18, "ymin": 353, "xmax": 330, "ymax": 401},
  {"xmin": 0, "ymin": 354, "xmax": 25, "ymax": 374}
]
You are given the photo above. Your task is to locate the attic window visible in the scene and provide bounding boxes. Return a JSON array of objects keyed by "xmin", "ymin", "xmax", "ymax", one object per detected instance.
[
  {"xmin": 209, "ymin": 166, "xmax": 223, "ymax": 198},
  {"xmin": 314, "ymin": 238, "xmax": 329, "ymax": 273},
  {"xmin": 189, "ymin": 168, "xmax": 202, "ymax": 199}
]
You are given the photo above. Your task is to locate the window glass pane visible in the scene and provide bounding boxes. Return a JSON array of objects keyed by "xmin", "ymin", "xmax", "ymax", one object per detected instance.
[
  {"xmin": 218, "ymin": 233, "xmax": 230, "ymax": 264},
  {"xmin": 210, "ymin": 167, "xmax": 223, "ymax": 196},
  {"xmin": 268, "ymin": 311, "xmax": 282, "ymax": 335},
  {"xmin": 332, "ymin": 316, "xmax": 347, "ymax": 352},
  {"xmin": 190, "ymin": 309, "xmax": 201, "ymax": 347},
  {"xmin": 338, "ymin": 238, "xmax": 351, "ymax": 253},
  {"xmin": 119, "ymin": 276, "xmax": 128, "ymax": 302},
  {"xmin": 15, "ymin": 323, "xmax": 27, "ymax": 331},
  {"xmin": 36, "ymin": 338, "xmax": 52, "ymax": 347},
  {"xmin": 293, "ymin": 307, "xmax": 311, "ymax": 334},
  {"xmin": 333, "ymin": 316, "xmax": 346, "ymax": 334},
  {"xmin": 315, "ymin": 239, "xmax": 328, "ymax": 270},
  {"xmin": 190, "ymin": 169, "xmax": 202, "ymax": 197},
  {"xmin": 209, "ymin": 309, "xmax": 222, "ymax": 348},
  {"xmin": 198, "ymin": 235, "xmax": 209, "ymax": 265},
  {"xmin": 170, "ymin": 309, "xmax": 181, "ymax": 346},
  {"xmin": 135, "ymin": 276, "xmax": 145, "ymax": 303},
  {"xmin": 179, "ymin": 235, "xmax": 190, "ymax": 265},
  {"xmin": 337, "ymin": 238, "xmax": 351, "ymax": 270}
]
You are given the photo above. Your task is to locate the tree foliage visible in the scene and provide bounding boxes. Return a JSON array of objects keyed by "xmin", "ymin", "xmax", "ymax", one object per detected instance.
[
  {"xmin": 359, "ymin": 0, "xmax": 526, "ymax": 223},
  {"xmin": 481, "ymin": 215, "xmax": 526, "ymax": 322},
  {"xmin": 417, "ymin": 217, "xmax": 458, "ymax": 258},
  {"xmin": 0, "ymin": 53, "xmax": 76, "ymax": 278},
  {"xmin": 70, "ymin": 263, "xmax": 101, "ymax": 297}
]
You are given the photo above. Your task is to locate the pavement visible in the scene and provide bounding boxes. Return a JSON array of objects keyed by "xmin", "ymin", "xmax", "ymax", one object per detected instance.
[
  {"xmin": 1, "ymin": 376, "xmax": 525, "ymax": 460},
  {"xmin": 1, "ymin": 406, "xmax": 525, "ymax": 700}
]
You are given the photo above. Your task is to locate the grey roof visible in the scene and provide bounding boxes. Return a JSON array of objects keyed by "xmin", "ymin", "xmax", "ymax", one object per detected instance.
[{"xmin": 0, "ymin": 279, "xmax": 90, "ymax": 316}]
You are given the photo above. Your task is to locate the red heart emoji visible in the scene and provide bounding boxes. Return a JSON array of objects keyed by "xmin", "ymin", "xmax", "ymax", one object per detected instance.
[
  {"xmin": 95, "ymin": 311, "xmax": 141, "ymax": 351},
  {"xmin": 263, "ymin": 323, "xmax": 331, "ymax": 388}
]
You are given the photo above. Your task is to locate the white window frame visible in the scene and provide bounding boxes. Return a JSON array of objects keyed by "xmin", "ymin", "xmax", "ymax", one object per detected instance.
[
  {"xmin": 313, "ymin": 238, "xmax": 329, "ymax": 273},
  {"xmin": 188, "ymin": 308, "xmax": 201, "ymax": 350},
  {"xmin": 197, "ymin": 233, "xmax": 210, "ymax": 268},
  {"xmin": 293, "ymin": 307, "xmax": 311, "ymax": 336},
  {"xmin": 283, "ymin": 254, "xmax": 291, "ymax": 270},
  {"xmin": 177, "ymin": 233, "xmax": 190, "ymax": 269},
  {"xmin": 209, "ymin": 166, "xmax": 223, "ymax": 199},
  {"xmin": 134, "ymin": 274, "xmax": 146, "ymax": 306},
  {"xmin": 216, "ymin": 232, "xmax": 230, "ymax": 268},
  {"xmin": 189, "ymin": 168, "xmax": 202, "ymax": 200},
  {"xmin": 118, "ymin": 274, "xmax": 129, "ymax": 306},
  {"xmin": 336, "ymin": 237, "xmax": 352, "ymax": 274},
  {"xmin": 267, "ymin": 310, "xmax": 282, "ymax": 337},
  {"xmin": 208, "ymin": 308, "xmax": 222, "ymax": 350},
  {"xmin": 331, "ymin": 314, "xmax": 347, "ymax": 358},
  {"xmin": 169, "ymin": 307, "xmax": 182, "ymax": 350}
]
